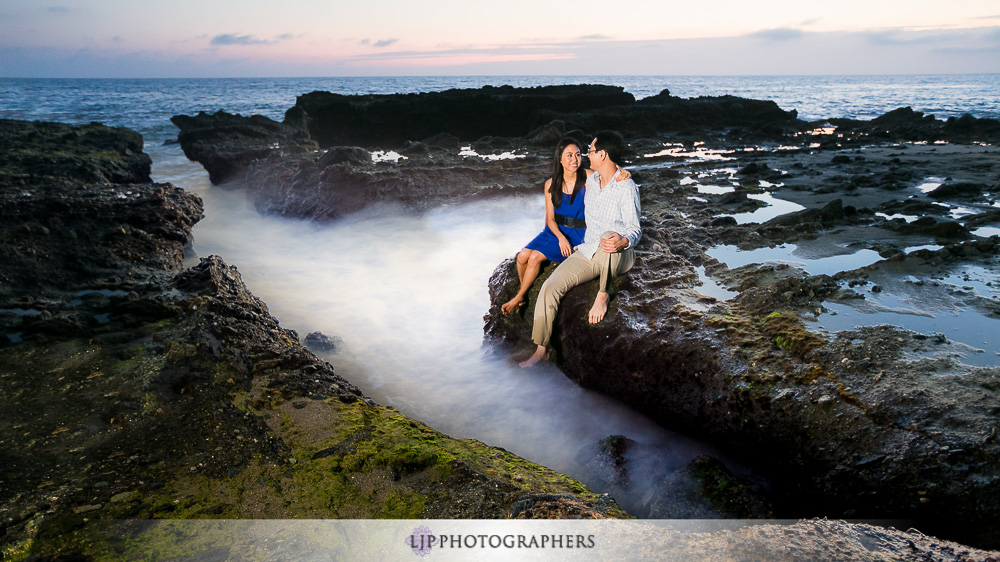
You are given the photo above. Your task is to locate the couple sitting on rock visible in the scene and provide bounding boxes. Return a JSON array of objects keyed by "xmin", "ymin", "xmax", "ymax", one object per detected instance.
[{"xmin": 501, "ymin": 131, "xmax": 641, "ymax": 368}]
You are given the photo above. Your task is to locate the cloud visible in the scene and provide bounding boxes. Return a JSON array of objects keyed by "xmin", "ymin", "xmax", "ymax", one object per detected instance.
[
  {"xmin": 861, "ymin": 28, "xmax": 968, "ymax": 46},
  {"xmin": 373, "ymin": 38, "xmax": 398, "ymax": 48},
  {"xmin": 577, "ymin": 34, "xmax": 611, "ymax": 41},
  {"xmin": 209, "ymin": 33, "xmax": 295, "ymax": 47},
  {"xmin": 211, "ymin": 34, "xmax": 271, "ymax": 46},
  {"xmin": 47, "ymin": 6, "xmax": 69, "ymax": 13},
  {"xmin": 748, "ymin": 28, "xmax": 804, "ymax": 41},
  {"xmin": 358, "ymin": 38, "xmax": 370, "ymax": 45}
]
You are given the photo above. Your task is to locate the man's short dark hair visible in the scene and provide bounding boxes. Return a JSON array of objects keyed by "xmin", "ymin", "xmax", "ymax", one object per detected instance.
[{"xmin": 594, "ymin": 130, "xmax": 628, "ymax": 166}]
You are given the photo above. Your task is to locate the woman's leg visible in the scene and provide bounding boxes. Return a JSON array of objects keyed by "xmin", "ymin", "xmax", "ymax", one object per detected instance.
[
  {"xmin": 515, "ymin": 247, "xmax": 529, "ymax": 285},
  {"xmin": 502, "ymin": 249, "xmax": 548, "ymax": 314}
]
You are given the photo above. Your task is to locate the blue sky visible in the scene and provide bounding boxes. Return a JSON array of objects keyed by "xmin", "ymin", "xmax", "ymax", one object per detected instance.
[{"xmin": 2, "ymin": 0, "xmax": 999, "ymax": 77}]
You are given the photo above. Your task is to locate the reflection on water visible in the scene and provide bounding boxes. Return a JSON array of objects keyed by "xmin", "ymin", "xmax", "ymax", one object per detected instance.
[
  {"xmin": 814, "ymin": 300, "xmax": 997, "ymax": 368},
  {"xmin": 707, "ymin": 243, "xmax": 883, "ymax": 276},
  {"xmin": 695, "ymin": 266, "xmax": 738, "ymax": 302},
  {"xmin": 723, "ymin": 193, "xmax": 806, "ymax": 225},
  {"xmin": 149, "ymin": 144, "xmax": 718, "ymax": 503},
  {"xmin": 974, "ymin": 227, "xmax": 1000, "ymax": 238},
  {"xmin": 642, "ymin": 145, "xmax": 735, "ymax": 161},
  {"xmin": 877, "ymin": 212, "xmax": 919, "ymax": 223},
  {"xmin": 809, "ymin": 264, "xmax": 999, "ymax": 368},
  {"xmin": 697, "ymin": 184, "xmax": 736, "ymax": 195},
  {"xmin": 916, "ymin": 177, "xmax": 947, "ymax": 194}
]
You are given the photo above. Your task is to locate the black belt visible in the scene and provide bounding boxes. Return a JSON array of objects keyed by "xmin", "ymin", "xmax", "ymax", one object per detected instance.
[{"xmin": 554, "ymin": 214, "xmax": 586, "ymax": 229}]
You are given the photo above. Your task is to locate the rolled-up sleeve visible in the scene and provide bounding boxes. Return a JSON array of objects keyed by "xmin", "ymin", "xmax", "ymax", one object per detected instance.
[{"xmin": 620, "ymin": 181, "xmax": 641, "ymax": 249}]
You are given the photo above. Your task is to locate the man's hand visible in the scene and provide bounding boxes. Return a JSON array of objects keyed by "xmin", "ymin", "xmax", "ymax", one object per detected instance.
[
  {"xmin": 600, "ymin": 232, "xmax": 627, "ymax": 253},
  {"xmin": 559, "ymin": 237, "xmax": 573, "ymax": 258}
]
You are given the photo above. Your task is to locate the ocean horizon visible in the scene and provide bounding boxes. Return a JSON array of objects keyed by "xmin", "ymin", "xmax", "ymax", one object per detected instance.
[{"xmin": 1, "ymin": 74, "xmax": 998, "ymax": 144}]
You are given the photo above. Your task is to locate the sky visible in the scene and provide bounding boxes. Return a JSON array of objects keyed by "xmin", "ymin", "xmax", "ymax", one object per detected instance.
[{"xmin": 1, "ymin": 0, "xmax": 999, "ymax": 77}]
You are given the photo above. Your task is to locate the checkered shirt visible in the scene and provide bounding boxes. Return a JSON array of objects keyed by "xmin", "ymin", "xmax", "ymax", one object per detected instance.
[{"xmin": 576, "ymin": 169, "xmax": 642, "ymax": 259}]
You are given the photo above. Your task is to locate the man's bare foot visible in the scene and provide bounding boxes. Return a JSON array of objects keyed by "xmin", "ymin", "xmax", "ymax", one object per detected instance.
[
  {"xmin": 518, "ymin": 345, "xmax": 548, "ymax": 368},
  {"xmin": 500, "ymin": 296, "xmax": 524, "ymax": 315},
  {"xmin": 588, "ymin": 292, "xmax": 609, "ymax": 324}
]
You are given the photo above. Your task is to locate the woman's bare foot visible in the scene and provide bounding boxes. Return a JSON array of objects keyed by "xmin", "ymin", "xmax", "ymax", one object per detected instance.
[
  {"xmin": 500, "ymin": 296, "xmax": 524, "ymax": 315},
  {"xmin": 588, "ymin": 292, "xmax": 609, "ymax": 324},
  {"xmin": 518, "ymin": 345, "xmax": 548, "ymax": 368}
]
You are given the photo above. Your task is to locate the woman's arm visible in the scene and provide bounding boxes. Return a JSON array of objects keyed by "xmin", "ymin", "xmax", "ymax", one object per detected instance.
[{"xmin": 543, "ymin": 179, "xmax": 573, "ymax": 258}]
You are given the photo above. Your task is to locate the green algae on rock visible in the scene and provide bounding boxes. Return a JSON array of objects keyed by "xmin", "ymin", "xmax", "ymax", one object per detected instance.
[{"xmin": 0, "ymin": 119, "xmax": 625, "ymax": 559}]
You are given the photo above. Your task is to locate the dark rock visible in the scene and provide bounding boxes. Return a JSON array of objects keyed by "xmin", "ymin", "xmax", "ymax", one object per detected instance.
[
  {"xmin": 420, "ymin": 132, "xmax": 461, "ymax": 150},
  {"xmin": 170, "ymin": 85, "xmax": 809, "ymax": 220},
  {"xmin": 3, "ymin": 120, "xmax": 628, "ymax": 554},
  {"xmin": 831, "ymin": 155, "xmax": 852, "ymax": 164},
  {"xmin": 945, "ymin": 113, "xmax": 1000, "ymax": 138},
  {"xmin": 827, "ymin": 107, "xmax": 1000, "ymax": 144},
  {"xmin": 964, "ymin": 210, "xmax": 1000, "ymax": 227},
  {"xmin": 0, "ymin": 180, "xmax": 202, "ymax": 297},
  {"xmin": 510, "ymin": 493, "xmax": 608, "ymax": 519},
  {"xmin": 237, "ymin": 143, "xmax": 545, "ymax": 220},
  {"xmin": 400, "ymin": 141, "xmax": 430, "ymax": 156},
  {"xmin": 0, "ymin": 119, "xmax": 151, "ymax": 186},
  {"xmin": 170, "ymin": 110, "xmax": 318, "ymax": 185},
  {"xmin": 927, "ymin": 182, "xmax": 986, "ymax": 199},
  {"xmin": 291, "ymin": 85, "xmax": 635, "ymax": 147},
  {"xmin": 484, "ymin": 204, "xmax": 1000, "ymax": 547},
  {"xmin": 573, "ymin": 435, "xmax": 679, "ymax": 517},
  {"xmin": 317, "ymin": 146, "xmax": 371, "ymax": 168},
  {"xmin": 717, "ymin": 191, "xmax": 750, "ymax": 206},
  {"xmin": 648, "ymin": 455, "xmax": 773, "ymax": 518},
  {"xmin": 303, "ymin": 331, "xmax": 344, "ymax": 353},
  {"xmin": 878, "ymin": 199, "xmax": 945, "ymax": 218},
  {"xmin": 710, "ymin": 216, "xmax": 738, "ymax": 227},
  {"xmin": 22, "ymin": 314, "xmax": 87, "ymax": 337},
  {"xmin": 526, "ymin": 120, "xmax": 566, "ymax": 146},
  {"xmin": 633, "ymin": 92, "xmax": 800, "ymax": 139},
  {"xmin": 762, "ymin": 198, "xmax": 857, "ymax": 230},
  {"xmin": 928, "ymin": 221, "xmax": 969, "ymax": 239},
  {"xmin": 738, "ymin": 162, "xmax": 769, "ymax": 176}
]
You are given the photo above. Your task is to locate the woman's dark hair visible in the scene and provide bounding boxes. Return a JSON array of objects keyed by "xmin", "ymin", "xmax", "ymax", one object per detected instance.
[{"xmin": 550, "ymin": 137, "xmax": 587, "ymax": 209}]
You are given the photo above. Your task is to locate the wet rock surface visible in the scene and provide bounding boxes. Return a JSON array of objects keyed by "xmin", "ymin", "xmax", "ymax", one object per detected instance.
[
  {"xmin": 0, "ymin": 120, "xmax": 629, "ymax": 557},
  {"xmin": 291, "ymin": 84, "xmax": 637, "ymax": 147},
  {"xmin": 574, "ymin": 436, "xmax": 772, "ymax": 519},
  {"xmin": 23, "ymin": 82, "xmax": 1000, "ymax": 556},
  {"xmin": 0, "ymin": 119, "xmax": 152, "ymax": 186},
  {"xmin": 486, "ymin": 134, "xmax": 1000, "ymax": 547},
  {"xmin": 170, "ymin": 86, "xmax": 1000, "ymax": 226},
  {"xmin": 170, "ymin": 85, "xmax": 803, "ymax": 219},
  {"xmin": 169, "ymin": 110, "xmax": 318, "ymax": 185},
  {"xmin": 167, "ymin": 84, "xmax": 1000, "ymax": 548}
]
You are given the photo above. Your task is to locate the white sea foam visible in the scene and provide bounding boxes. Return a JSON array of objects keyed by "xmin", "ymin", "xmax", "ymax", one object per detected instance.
[{"xmin": 149, "ymin": 144, "xmax": 717, "ymax": 499}]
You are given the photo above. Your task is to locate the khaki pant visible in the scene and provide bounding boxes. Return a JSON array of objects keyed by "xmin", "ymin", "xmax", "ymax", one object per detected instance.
[{"xmin": 531, "ymin": 232, "xmax": 635, "ymax": 347}]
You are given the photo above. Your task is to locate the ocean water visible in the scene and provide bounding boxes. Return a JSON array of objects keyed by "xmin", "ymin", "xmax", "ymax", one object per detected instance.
[
  {"xmin": 2, "ymin": 74, "xmax": 998, "ymax": 509},
  {"xmin": 2, "ymin": 74, "xmax": 998, "ymax": 146}
]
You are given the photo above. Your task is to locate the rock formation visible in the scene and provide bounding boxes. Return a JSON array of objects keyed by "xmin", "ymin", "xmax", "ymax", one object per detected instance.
[
  {"xmin": 158, "ymin": 84, "xmax": 1000, "ymax": 553},
  {"xmin": 484, "ymin": 140, "xmax": 1000, "ymax": 548},
  {"xmin": 0, "ymin": 119, "xmax": 627, "ymax": 557}
]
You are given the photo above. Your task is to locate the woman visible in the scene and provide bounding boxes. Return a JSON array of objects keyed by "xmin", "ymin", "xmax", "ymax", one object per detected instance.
[{"xmin": 500, "ymin": 138, "xmax": 628, "ymax": 314}]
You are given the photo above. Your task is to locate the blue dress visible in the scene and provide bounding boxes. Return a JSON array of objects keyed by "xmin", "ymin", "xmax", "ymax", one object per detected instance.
[{"xmin": 525, "ymin": 187, "xmax": 586, "ymax": 262}]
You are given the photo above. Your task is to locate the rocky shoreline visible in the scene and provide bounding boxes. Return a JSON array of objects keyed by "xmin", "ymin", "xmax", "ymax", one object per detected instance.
[
  {"xmin": 0, "ymin": 119, "xmax": 627, "ymax": 559},
  {"xmin": 3, "ymin": 78, "xmax": 1000, "ymax": 558},
  {"xmin": 169, "ymin": 85, "xmax": 1000, "ymax": 551}
]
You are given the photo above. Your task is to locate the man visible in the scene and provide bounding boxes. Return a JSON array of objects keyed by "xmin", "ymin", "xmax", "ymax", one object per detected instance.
[{"xmin": 519, "ymin": 130, "xmax": 641, "ymax": 368}]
